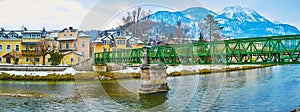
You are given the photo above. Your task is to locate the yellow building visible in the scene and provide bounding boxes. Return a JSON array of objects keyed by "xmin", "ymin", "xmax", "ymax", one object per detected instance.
[
  {"xmin": 115, "ymin": 37, "xmax": 127, "ymax": 51},
  {"xmin": 93, "ymin": 35, "xmax": 113, "ymax": 53},
  {"xmin": 0, "ymin": 29, "xmax": 54, "ymax": 65},
  {"xmin": 0, "ymin": 27, "xmax": 91, "ymax": 66},
  {"xmin": 0, "ymin": 37, "xmax": 22, "ymax": 64},
  {"xmin": 93, "ymin": 31, "xmax": 144, "ymax": 54},
  {"xmin": 61, "ymin": 51, "xmax": 83, "ymax": 66},
  {"xmin": 126, "ymin": 37, "xmax": 144, "ymax": 49}
]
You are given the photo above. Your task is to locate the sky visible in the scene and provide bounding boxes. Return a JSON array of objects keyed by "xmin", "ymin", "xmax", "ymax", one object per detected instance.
[{"xmin": 0, "ymin": 0, "xmax": 299, "ymax": 31}]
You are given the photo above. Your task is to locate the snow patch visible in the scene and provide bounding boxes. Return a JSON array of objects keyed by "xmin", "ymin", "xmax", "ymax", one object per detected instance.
[
  {"xmin": 185, "ymin": 14, "xmax": 195, "ymax": 20},
  {"xmin": 0, "ymin": 67, "xmax": 83, "ymax": 76},
  {"xmin": 112, "ymin": 67, "xmax": 141, "ymax": 73}
]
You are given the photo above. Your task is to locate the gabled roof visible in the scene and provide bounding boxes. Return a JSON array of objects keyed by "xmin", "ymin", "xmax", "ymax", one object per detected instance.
[
  {"xmin": 49, "ymin": 32, "xmax": 58, "ymax": 37},
  {"xmin": 22, "ymin": 30, "xmax": 43, "ymax": 33},
  {"xmin": 2, "ymin": 52, "xmax": 17, "ymax": 58},
  {"xmin": 78, "ymin": 32, "xmax": 90, "ymax": 37},
  {"xmin": 63, "ymin": 51, "xmax": 83, "ymax": 56},
  {"xmin": 57, "ymin": 38, "xmax": 77, "ymax": 41}
]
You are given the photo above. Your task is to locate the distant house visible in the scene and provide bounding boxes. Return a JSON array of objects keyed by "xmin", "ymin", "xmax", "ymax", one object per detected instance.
[
  {"xmin": 126, "ymin": 36, "xmax": 144, "ymax": 49},
  {"xmin": 57, "ymin": 27, "xmax": 91, "ymax": 65},
  {"xmin": 93, "ymin": 30, "xmax": 144, "ymax": 54},
  {"xmin": 62, "ymin": 51, "xmax": 83, "ymax": 65}
]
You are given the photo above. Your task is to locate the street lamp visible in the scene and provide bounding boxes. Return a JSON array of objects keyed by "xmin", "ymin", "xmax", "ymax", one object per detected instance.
[
  {"xmin": 143, "ymin": 34, "xmax": 147, "ymax": 46},
  {"xmin": 162, "ymin": 34, "xmax": 165, "ymax": 45}
]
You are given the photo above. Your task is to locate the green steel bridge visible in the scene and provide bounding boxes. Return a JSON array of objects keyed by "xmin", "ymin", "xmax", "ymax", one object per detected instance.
[{"xmin": 94, "ymin": 35, "xmax": 300, "ymax": 65}]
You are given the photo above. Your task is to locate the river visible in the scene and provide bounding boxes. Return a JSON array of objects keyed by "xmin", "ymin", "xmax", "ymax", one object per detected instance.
[{"xmin": 0, "ymin": 65, "xmax": 299, "ymax": 111}]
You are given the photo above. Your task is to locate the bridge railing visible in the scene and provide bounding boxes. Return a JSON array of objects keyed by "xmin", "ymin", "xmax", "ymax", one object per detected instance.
[{"xmin": 94, "ymin": 35, "xmax": 300, "ymax": 65}]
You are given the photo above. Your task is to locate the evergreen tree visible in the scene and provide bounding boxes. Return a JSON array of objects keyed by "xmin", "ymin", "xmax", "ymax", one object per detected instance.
[
  {"xmin": 199, "ymin": 32, "xmax": 204, "ymax": 42},
  {"xmin": 199, "ymin": 14, "xmax": 223, "ymax": 41}
]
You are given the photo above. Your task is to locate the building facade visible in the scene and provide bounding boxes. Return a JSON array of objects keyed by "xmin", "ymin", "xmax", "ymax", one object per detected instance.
[
  {"xmin": 0, "ymin": 27, "xmax": 91, "ymax": 66},
  {"xmin": 57, "ymin": 27, "xmax": 90, "ymax": 65},
  {"xmin": 93, "ymin": 30, "xmax": 144, "ymax": 54},
  {"xmin": 0, "ymin": 28, "xmax": 53, "ymax": 65}
]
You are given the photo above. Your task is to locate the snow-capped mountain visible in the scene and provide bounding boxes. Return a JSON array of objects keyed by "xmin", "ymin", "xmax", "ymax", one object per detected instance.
[
  {"xmin": 217, "ymin": 6, "xmax": 270, "ymax": 23},
  {"xmin": 147, "ymin": 6, "xmax": 300, "ymax": 38},
  {"xmin": 149, "ymin": 7, "xmax": 215, "ymax": 38},
  {"xmin": 215, "ymin": 6, "xmax": 299, "ymax": 38}
]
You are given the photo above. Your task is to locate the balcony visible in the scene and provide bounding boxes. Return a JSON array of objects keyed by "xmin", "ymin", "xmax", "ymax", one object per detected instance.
[
  {"xmin": 21, "ymin": 50, "xmax": 41, "ymax": 56},
  {"xmin": 59, "ymin": 47, "xmax": 77, "ymax": 51},
  {"xmin": 22, "ymin": 38, "xmax": 41, "ymax": 43}
]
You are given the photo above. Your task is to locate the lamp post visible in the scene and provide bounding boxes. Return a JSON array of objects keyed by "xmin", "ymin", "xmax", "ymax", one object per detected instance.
[
  {"xmin": 143, "ymin": 34, "xmax": 147, "ymax": 46},
  {"xmin": 162, "ymin": 35, "xmax": 165, "ymax": 45}
]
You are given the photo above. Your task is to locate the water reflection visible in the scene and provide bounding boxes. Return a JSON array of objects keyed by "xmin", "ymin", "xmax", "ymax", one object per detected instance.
[
  {"xmin": 0, "ymin": 65, "xmax": 299, "ymax": 111},
  {"xmin": 101, "ymin": 80, "xmax": 168, "ymax": 109}
]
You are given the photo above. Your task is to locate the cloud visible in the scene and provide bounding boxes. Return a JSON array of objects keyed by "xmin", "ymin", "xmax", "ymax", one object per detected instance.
[
  {"xmin": 0, "ymin": 0, "xmax": 89, "ymax": 30},
  {"xmin": 79, "ymin": 0, "xmax": 204, "ymax": 30}
]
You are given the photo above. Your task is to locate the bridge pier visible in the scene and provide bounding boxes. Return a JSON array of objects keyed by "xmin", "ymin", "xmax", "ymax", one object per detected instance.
[{"xmin": 138, "ymin": 46, "xmax": 169, "ymax": 94}]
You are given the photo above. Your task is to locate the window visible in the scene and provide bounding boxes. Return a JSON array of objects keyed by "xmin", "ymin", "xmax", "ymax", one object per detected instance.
[
  {"xmin": 70, "ymin": 58, "xmax": 74, "ymax": 62},
  {"xmin": 66, "ymin": 42, "xmax": 70, "ymax": 49},
  {"xmin": 0, "ymin": 34, "xmax": 4, "ymax": 38},
  {"xmin": 34, "ymin": 45, "xmax": 38, "ymax": 52},
  {"xmin": 64, "ymin": 34, "xmax": 66, "ymax": 37},
  {"xmin": 26, "ymin": 57, "xmax": 29, "ymax": 62},
  {"xmin": 117, "ymin": 40, "xmax": 125, "ymax": 44},
  {"xmin": 73, "ymin": 43, "xmax": 76, "ymax": 48},
  {"xmin": 34, "ymin": 58, "xmax": 40, "ymax": 62},
  {"xmin": 6, "ymin": 45, "xmax": 10, "ymax": 52},
  {"xmin": 59, "ymin": 42, "xmax": 62, "ymax": 49},
  {"xmin": 48, "ymin": 58, "xmax": 51, "ymax": 62},
  {"xmin": 26, "ymin": 45, "xmax": 30, "ymax": 51},
  {"xmin": 82, "ymin": 41, "xmax": 85, "ymax": 48},
  {"xmin": 70, "ymin": 34, "xmax": 72, "ymax": 37},
  {"xmin": 15, "ymin": 45, "xmax": 19, "ymax": 52},
  {"xmin": 0, "ymin": 57, "xmax": 2, "ymax": 62},
  {"xmin": 0, "ymin": 45, "xmax": 2, "ymax": 52},
  {"xmin": 32, "ymin": 34, "xmax": 36, "ymax": 38}
]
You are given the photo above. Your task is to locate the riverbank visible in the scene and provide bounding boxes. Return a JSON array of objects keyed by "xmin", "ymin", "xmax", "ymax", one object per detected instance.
[
  {"xmin": 109, "ymin": 64, "xmax": 275, "ymax": 78},
  {"xmin": 0, "ymin": 64, "xmax": 275, "ymax": 81},
  {"xmin": 168, "ymin": 64, "xmax": 275, "ymax": 76}
]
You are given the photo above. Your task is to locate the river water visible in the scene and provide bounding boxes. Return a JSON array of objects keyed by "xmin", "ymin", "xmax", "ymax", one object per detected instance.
[{"xmin": 0, "ymin": 65, "xmax": 299, "ymax": 111}]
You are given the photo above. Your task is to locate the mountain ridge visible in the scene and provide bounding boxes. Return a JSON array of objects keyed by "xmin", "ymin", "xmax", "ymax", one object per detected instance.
[{"xmin": 148, "ymin": 6, "xmax": 300, "ymax": 38}]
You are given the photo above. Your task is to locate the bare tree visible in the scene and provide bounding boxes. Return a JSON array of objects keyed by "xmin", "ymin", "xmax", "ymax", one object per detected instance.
[
  {"xmin": 175, "ymin": 21, "xmax": 187, "ymax": 44},
  {"xmin": 9, "ymin": 49, "xmax": 22, "ymax": 65},
  {"xmin": 199, "ymin": 14, "xmax": 223, "ymax": 41},
  {"xmin": 122, "ymin": 7, "xmax": 153, "ymax": 39},
  {"xmin": 37, "ymin": 39, "xmax": 50, "ymax": 65}
]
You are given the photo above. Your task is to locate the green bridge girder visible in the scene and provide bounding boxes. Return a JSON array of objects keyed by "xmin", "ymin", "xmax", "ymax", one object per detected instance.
[{"xmin": 94, "ymin": 35, "xmax": 300, "ymax": 65}]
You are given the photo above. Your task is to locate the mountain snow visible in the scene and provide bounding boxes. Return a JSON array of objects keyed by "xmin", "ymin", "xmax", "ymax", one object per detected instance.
[
  {"xmin": 147, "ymin": 6, "xmax": 300, "ymax": 39},
  {"xmin": 217, "ymin": 6, "xmax": 270, "ymax": 23}
]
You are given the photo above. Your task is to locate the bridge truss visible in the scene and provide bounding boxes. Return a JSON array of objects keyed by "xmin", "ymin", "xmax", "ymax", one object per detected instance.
[{"xmin": 95, "ymin": 35, "xmax": 300, "ymax": 65}]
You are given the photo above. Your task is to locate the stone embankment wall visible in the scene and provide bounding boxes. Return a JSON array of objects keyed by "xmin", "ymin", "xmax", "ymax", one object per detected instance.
[{"xmin": 73, "ymin": 58, "xmax": 93, "ymax": 71}]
